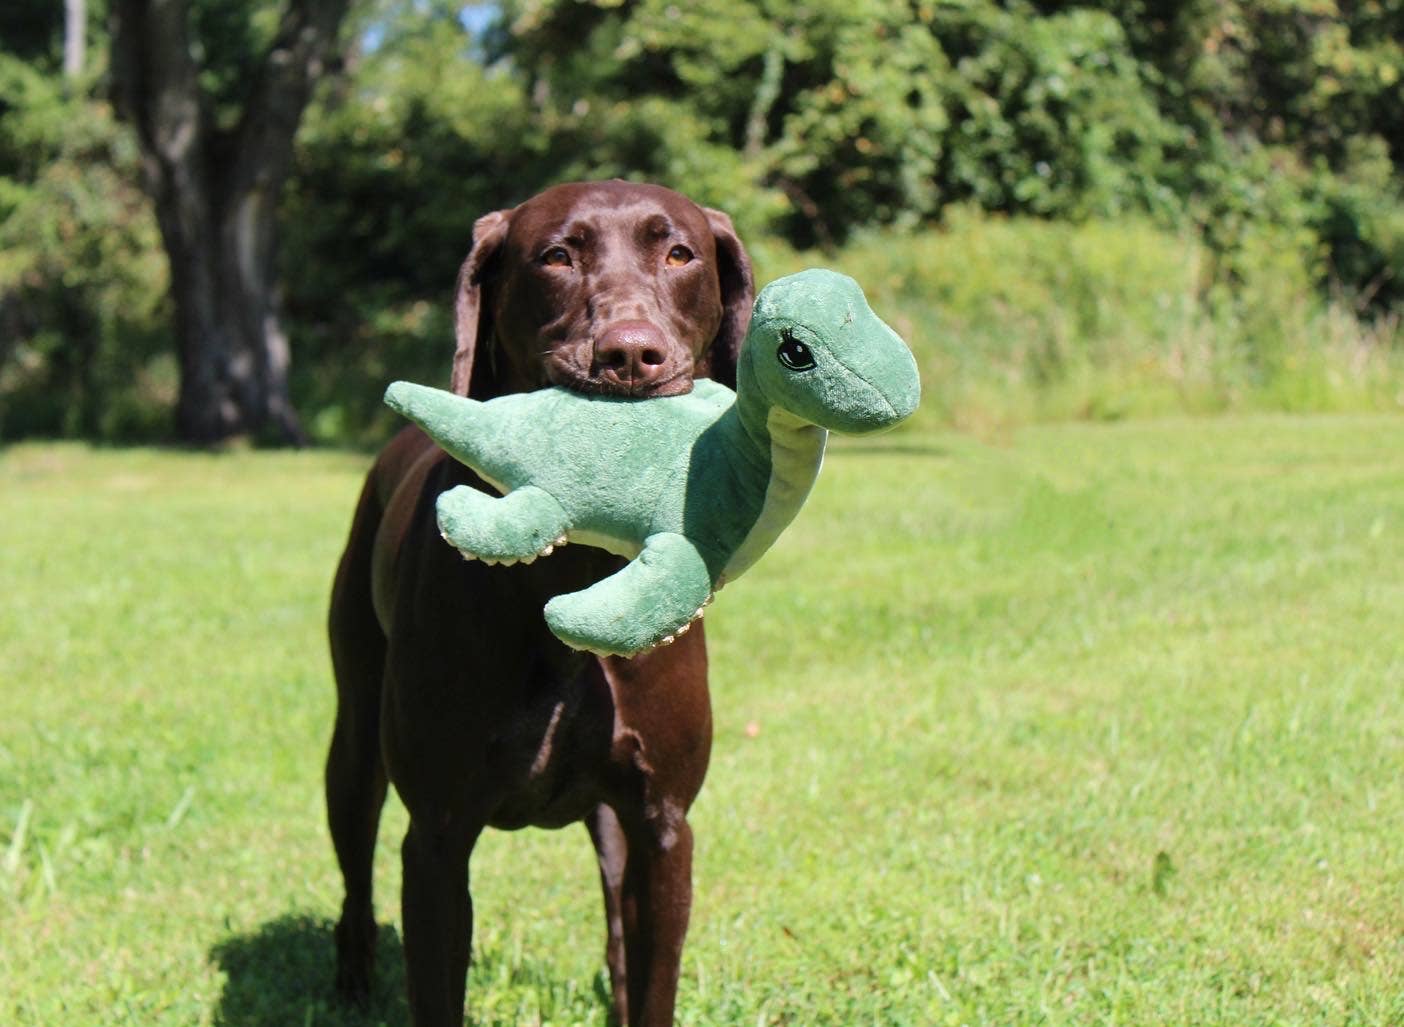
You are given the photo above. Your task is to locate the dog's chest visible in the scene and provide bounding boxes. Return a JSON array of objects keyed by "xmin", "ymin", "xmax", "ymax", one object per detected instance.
[{"xmin": 485, "ymin": 675, "xmax": 615, "ymax": 830}]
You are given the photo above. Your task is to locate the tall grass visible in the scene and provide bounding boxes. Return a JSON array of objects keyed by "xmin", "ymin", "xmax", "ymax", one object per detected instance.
[
  {"xmin": 754, "ymin": 211, "xmax": 1404, "ymax": 434},
  {"xmin": 4, "ymin": 213, "xmax": 1399, "ymax": 446}
]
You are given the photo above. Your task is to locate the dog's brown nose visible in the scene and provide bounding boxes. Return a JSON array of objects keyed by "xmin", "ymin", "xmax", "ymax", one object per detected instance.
[{"xmin": 594, "ymin": 321, "xmax": 669, "ymax": 388}]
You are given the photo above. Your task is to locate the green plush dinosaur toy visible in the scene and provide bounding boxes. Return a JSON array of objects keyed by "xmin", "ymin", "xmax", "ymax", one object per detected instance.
[{"xmin": 385, "ymin": 268, "xmax": 920, "ymax": 657}]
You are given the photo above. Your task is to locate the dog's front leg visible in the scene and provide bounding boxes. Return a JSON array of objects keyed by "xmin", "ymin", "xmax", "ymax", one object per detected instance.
[
  {"xmin": 588, "ymin": 804, "xmax": 632, "ymax": 1025},
  {"xmin": 619, "ymin": 814, "xmax": 694, "ymax": 1027},
  {"xmin": 401, "ymin": 818, "xmax": 478, "ymax": 1026}
]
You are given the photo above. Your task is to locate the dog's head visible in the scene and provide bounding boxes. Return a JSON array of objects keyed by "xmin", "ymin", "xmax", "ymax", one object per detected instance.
[{"xmin": 450, "ymin": 181, "xmax": 754, "ymax": 399}]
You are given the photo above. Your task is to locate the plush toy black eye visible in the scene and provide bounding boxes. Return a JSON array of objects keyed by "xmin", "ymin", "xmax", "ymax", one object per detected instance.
[{"xmin": 777, "ymin": 330, "xmax": 817, "ymax": 371}]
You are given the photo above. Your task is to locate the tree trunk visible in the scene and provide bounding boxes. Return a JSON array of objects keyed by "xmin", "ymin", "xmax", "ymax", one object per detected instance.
[
  {"xmin": 64, "ymin": 0, "xmax": 85, "ymax": 79},
  {"xmin": 150, "ymin": 180, "xmax": 303, "ymax": 443},
  {"xmin": 111, "ymin": 0, "xmax": 350, "ymax": 445}
]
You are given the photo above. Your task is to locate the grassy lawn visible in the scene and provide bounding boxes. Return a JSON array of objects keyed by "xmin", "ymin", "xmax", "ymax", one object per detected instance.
[{"xmin": 1, "ymin": 415, "xmax": 1401, "ymax": 1025}]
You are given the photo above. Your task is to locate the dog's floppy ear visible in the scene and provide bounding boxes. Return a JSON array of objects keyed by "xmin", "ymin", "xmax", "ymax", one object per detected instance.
[
  {"xmin": 451, "ymin": 209, "xmax": 512, "ymax": 397},
  {"xmin": 701, "ymin": 207, "xmax": 755, "ymax": 390}
]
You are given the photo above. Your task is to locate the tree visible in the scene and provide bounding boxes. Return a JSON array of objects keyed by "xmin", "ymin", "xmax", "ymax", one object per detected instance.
[
  {"xmin": 277, "ymin": 5, "xmax": 545, "ymax": 445},
  {"xmin": 110, "ymin": 0, "xmax": 352, "ymax": 444},
  {"xmin": 0, "ymin": 17, "xmax": 170, "ymax": 442},
  {"xmin": 493, "ymin": 0, "xmax": 1177, "ymax": 248}
]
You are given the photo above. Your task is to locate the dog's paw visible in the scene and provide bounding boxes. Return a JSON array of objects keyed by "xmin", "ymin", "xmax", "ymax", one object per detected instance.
[{"xmin": 333, "ymin": 914, "xmax": 377, "ymax": 1008}]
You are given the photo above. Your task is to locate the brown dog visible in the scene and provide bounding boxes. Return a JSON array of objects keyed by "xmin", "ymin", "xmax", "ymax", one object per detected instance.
[{"xmin": 326, "ymin": 181, "xmax": 754, "ymax": 1026}]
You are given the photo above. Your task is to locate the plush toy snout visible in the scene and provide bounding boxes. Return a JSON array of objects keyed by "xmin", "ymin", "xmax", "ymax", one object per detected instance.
[{"xmin": 745, "ymin": 269, "xmax": 921, "ymax": 435}]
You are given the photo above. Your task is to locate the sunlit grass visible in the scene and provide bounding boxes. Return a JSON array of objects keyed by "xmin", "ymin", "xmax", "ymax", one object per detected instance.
[{"xmin": 2, "ymin": 416, "xmax": 1401, "ymax": 1024}]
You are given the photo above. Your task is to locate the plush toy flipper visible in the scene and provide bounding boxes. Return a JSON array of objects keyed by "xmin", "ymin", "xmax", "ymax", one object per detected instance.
[
  {"xmin": 543, "ymin": 532, "xmax": 713, "ymax": 657},
  {"xmin": 437, "ymin": 484, "xmax": 571, "ymax": 566}
]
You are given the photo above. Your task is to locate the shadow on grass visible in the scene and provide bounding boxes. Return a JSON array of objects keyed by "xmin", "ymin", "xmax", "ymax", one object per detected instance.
[
  {"xmin": 211, "ymin": 914, "xmax": 613, "ymax": 1026},
  {"xmin": 211, "ymin": 914, "xmax": 408, "ymax": 1027}
]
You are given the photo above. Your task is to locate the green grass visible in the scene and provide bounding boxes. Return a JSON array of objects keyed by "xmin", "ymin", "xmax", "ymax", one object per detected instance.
[{"xmin": 2, "ymin": 416, "xmax": 1402, "ymax": 1025}]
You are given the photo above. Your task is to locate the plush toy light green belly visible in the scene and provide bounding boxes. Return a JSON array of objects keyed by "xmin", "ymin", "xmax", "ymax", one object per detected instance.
[{"xmin": 385, "ymin": 268, "xmax": 921, "ymax": 657}]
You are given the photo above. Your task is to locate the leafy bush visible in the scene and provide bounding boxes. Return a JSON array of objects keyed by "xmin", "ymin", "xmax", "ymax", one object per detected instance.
[
  {"xmin": 496, "ymin": 0, "xmax": 1180, "ymax": 247},
  {"xmin": 758, "ymin": 212, "xmax": 1404, "ymax": 431},
  {"xmin": 0, "ymin": 56, "xmax": 170, "ymax": 442}
]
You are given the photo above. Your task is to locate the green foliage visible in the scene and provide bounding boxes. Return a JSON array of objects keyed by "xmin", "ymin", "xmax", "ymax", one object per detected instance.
[
  {"xmin": 3, "ymin": 419, "xmax": 1403, "ymax": 1021},
  {"xmin": 1082, "ymin": 0, "xmax": 1404, "ymax": 309},
  {"xmin": 270, "ymin": 0, "xmax": 1404, "ymax": 445},
  {"xmin": 766, "ymin": 3, "xmax": 1177, "ymax": 237},
  {"xmin": 496, "ymin": 0, "xmax": 1179, "ymax": 246},
  {"xmin": 494, "ymin": 0, "xmax": 1404, "ymax": 302},
  {"xmin": 3, "ymin": 0, "xmax": 1404, "ymax": 443},
  {"xmin": 187, "ymin": 0, "xmax": 287, "ymax": 134},
  {"xmin": 280, "ymin": 6, "xmax": 548, "ymax": 445},
  {"xmin": 756, "ymin": 211, "xmax": 1404, "ymax": 431},
  {"xmin": 0, "ymin": 55, "xmax": 170, "ymax": 441},
  {"xmin": 277, "ymin": 211, "xmax": 1403, "ymax": 449}
]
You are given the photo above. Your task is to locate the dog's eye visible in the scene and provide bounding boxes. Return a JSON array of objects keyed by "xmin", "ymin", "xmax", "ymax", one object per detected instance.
[
  {"xmin": 541, "ymin": 247, "xmax": 572, "ymax": 268},
  {"xmin": 776, "ymin": 330, "xmax": 817, "ymax": 372},
  {"xmin": 665, "ymin": 245, "xmax": 693, "ymax": 267}
]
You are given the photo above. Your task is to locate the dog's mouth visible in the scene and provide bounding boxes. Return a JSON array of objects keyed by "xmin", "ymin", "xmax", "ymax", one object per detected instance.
[
  {"xmin": 547, "ymin": 366, "xmax": 695, "ymax": 399},
  {"xmin": 544, "ymin": 338, "xmax": 695, "ymax": 398}
]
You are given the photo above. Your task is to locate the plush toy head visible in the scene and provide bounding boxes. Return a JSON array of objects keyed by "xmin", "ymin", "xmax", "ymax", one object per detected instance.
[
  {"xmin": 385, "ymin": 268, "xmax": 920, "ymax": 657},
  {"xmin": 740, "ymin": 268, "xmax": 920, "ymax": 434}
]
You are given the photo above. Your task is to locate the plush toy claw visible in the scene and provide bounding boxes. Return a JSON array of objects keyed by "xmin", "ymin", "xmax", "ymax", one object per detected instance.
[
  {"xmin": 386, "ymin": 268, "xmax": 920, "ymax": 657},
  {"xmin": 434, "ymin": 485, "xmax": 568, "ymax": 566}
]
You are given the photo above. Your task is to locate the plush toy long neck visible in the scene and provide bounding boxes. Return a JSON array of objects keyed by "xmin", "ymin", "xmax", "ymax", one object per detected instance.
[{"xmin": 714, "ymin": 345, "xmax": 829, "ymax": 584}]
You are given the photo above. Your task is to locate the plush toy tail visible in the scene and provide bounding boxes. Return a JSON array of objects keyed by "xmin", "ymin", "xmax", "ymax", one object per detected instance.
[{"xmin": 383, "ymin": 381, "xmax": 489, "ymax": 465}]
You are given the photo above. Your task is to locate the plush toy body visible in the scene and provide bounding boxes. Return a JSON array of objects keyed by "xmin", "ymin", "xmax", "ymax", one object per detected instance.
[{"xmin": 385, "ymin": 268, "xmax": 920, "ymax": 657}]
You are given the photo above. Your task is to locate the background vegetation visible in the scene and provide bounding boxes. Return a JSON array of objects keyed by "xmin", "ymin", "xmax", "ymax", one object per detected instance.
[{"xmin": 2, "ymin": 0, "xmax": 1403, "ymax": 443}]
